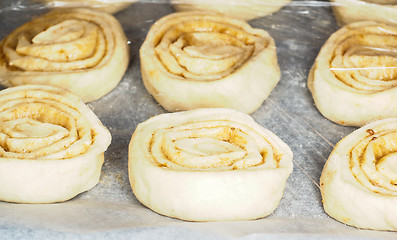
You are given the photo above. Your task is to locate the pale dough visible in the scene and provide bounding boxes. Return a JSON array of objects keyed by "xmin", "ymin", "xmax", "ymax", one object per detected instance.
[
  {"xmin": 320, "ymin": 118, "xmax": 397, "ymax": 231},
  {"xmin": 37, "ymin": 0, "xmax": 136, "ymax": 14},
  {"xmin": 140, "ymin": 12, "xmax": 280, "ymax": 114},
  {"xmin": 0, "ymin": 85, "xmax": 111, "ymax": 203},
  {"xmin": 0, "ymin": 8, "xmax": 129, "ymax": 102},
  {"xmin": 331, "ymin": 0, "xmax": 397, "ymax": 26},
  {"xmin": 171, "ymin": 0, "xmax": 291, "ymax": 20},
  {"xmin": 308, "ymin": 21, "xmax": 397, "ymax": 127},
  {"xmin": 128, "ymin": 108, "xmax": 293, "ymax": 221}
]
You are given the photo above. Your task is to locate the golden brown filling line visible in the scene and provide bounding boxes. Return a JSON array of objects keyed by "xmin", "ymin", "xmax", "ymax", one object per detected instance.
[
  {"xmin": 146, "ymin": 120, "xmax": 281, "ymax": 170},
  {"xmin": 0, "ymin": 96, "xmax": 93, "ymax": 159},
  {"xmin": 0, "ymin": 9, "xmax": 115, "ymax": 73},
  {"xmin": 349, "ymin": 127, "xmax": 397, "ymax": 196}
]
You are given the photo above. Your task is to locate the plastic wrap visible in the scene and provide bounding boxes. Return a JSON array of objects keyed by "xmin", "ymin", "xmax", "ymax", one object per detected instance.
[{"xmin": 0, "ymin": 0, "xmax": 396, "ymax": 239}]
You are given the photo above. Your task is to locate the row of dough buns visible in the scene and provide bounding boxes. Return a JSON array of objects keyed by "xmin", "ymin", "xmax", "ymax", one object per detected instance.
[
  {"xmin": 0, "ymin": 85, "xmax": 111, "ymax": 203},
  {"xmin": 321, "ymin": 1, "xmax": 397, "ymax": 229},
  {"xmin": 3, "ymin": 2, "xmax": 396, "ymax": 230},
  {"xmin": 0, "ymin": 2, "xmax": 289, "ymax": 219},
  {"xmin": 37, "ymin": 0, "xmax": 291, "ymax": 19},
  {"xmin": 0, "ymin": 7, "xmax": 281, "ymax": 113}
]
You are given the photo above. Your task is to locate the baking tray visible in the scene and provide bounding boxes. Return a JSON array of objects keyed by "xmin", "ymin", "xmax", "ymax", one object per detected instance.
[{"xmin": 0, "ymin": 0, "xmax": 396, "ymax": 239}]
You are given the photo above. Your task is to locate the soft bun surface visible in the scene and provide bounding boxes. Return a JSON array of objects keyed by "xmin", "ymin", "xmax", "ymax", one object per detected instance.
[
  {"xmin": 0, "ymin": 85, "xmax": 111, "ymax": 203},
  {"xmin": 129, "ymin": 108, "xmax": 293, "ymax": 221}
]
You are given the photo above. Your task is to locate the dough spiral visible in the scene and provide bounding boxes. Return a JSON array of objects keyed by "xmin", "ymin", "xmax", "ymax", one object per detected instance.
[
  {"xmin": 0, "ymin": 85, "xmax": 111, "ymax": 203},
  {"xmin": 0, "ymin": 8, "xmax": 129, "ymax": 102},
  {"xmin": 320, "ymin": 118, "xmax": 397, "ymax": 231},
  {"xmin": 171, "ymin": 0, "xmax": 291, "ymax": 20},
  {"xmin": 128, "ymin": 108, "xmax": 293, "ymax": 221},
  {"xmin": 140, "ymin": 12, "xmax": 280, "ymax": 114},
  {"xmin": 308, "ymin": 21, "xmax": 397, "ymax": 126},
  {"xmin": 331, "ymin": 0, "xmax": 397, "ymax": 26},
  {"xmin": 37, "ymin": 0, "xmax": 136, "ymax": 14}
]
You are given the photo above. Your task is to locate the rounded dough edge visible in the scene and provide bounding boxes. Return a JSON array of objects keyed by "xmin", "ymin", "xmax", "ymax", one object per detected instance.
[
  {"xmin": 128, "ymin": 108, "xmax": 293, "ymax": 221},
  {"xmin": 307, "ymin": 21, "xmax": 397, "ymax": 127},
  {"xmin": 171, "ymin": 0, "xmax": 291, "ymax": 20},
  {"xmin": 0, "ymin": 8, "xmax": 130, "ymax": 103},
  {"xmin": 0, "ymin": 85, "xmax": 112, "ymax": 203},
  {"xmin": 320, "ymin": 118, "xmax": 397, "ymax": 231},
  {"xmin": 139, "ymin": 11, "xmax": 280, "ymax": 114}
]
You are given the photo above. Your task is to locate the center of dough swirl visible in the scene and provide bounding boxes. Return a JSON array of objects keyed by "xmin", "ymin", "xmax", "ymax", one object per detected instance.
[
  {"xmin": 148, "ymin": 121, "xmax": 278, "ymax": 170},
  {"xmin": 0, "ymin": 98, "xmax": 93, "ymax": 160},
  {"xmin": 154, "ymin": 19, "xmax": 266, "ymax": 81},
  {"xmin": 330, "ymin": 26, "xmax": 397, "ymax": 92},
  {"xmin": 5, "ymin": 19, "xmax": 106, "ymax": 72}
]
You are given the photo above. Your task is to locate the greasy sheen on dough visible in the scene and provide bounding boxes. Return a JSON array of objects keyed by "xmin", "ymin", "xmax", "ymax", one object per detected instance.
[
  {"xmin": 140, "ymin": 12, "xmax": 280, "ymax": 114},
  {"xmin": 128, "ymin": 108, "xmax": 293, "ymax": 221},
  {"xmin": 320, "ymin": 118, "xmax": 397, "ymax": 231},
  {"xmin": 331, "ymin": 0, "xmax": 397, "ymax": 26},
  {"xmin": 0, "ymin": 8, "xmax": 129, "ymax": 102},
  {"xmin": 171, "ymin": 0, "xmax": 291, "ymax": 20},
  {"xmin": 308, "ymin": 21, "xmax": 397, "ymax": 127},
  {"xmin": 0, "ymin": 85, "xmax": 111, "ymax": 203},
  {"xmin": 37, "ymin": 0, "xmax": 136, "ymax": 14}
]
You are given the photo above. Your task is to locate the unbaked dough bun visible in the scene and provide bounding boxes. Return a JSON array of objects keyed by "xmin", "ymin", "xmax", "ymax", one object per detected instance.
[
  {"xmin": 37, "ymin": 0, "xmax": 136, "ymax": 14},
  {"xmin": 331, "ymin": 0, "xmax": 397, "ymax": 26},
  {"xmin": 308, "ymin": 21, "xmax": 397, "ymax": 127},
  {"xmin": 128, "ymin": 108, "xmax": 293, "ymax": 221},
  {"xmin": 0, "ymin": 8, "xmax": 129, "ymax": 102},
  {"xmin": 171, "ymin": 0, "xmax": 291, "ymax": 20},
  {"xmin": 320, "ymin": 118, "xmax": 397, "ymax": 231},
  {"xmin": 140, "ymin": 12, "xmax": 280, "ymax": 114},
  {"xmin": 0, "ymin": 85, "xmax": 111, "ymax": 203}
]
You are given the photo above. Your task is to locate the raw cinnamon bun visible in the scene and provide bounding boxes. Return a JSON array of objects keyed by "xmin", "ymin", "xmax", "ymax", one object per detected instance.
[
  {"xmin": 0, "ymin": 85, "xmax": 111, "ymax": 203},
  {"xmin": 140, "ymin": 12, "xmax": 280, "ymax": 114},
  {"xmin": 129, "ymin": 108, "xmax": 293, "ymax": 221},
  {"xmin": 0, "ymin": 8, "xmax": 129, "ymax": 102}
]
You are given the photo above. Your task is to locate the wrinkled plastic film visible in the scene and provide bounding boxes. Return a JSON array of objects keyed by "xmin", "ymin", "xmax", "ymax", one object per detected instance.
[{"xmin": 0, "ymin": 0, "xmax": 396, "ymax": 239}]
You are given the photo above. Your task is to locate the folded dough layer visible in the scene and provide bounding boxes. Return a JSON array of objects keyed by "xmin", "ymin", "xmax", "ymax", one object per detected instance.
[
  {"xmin": 140, "ymin": 12, "xmax": 280, "ymax": 114},
  {"xmin": 320, "ymin": 118, "xmax": 397, "ymax": 231},
  {"xmin": 0, "ymin": 8, "xmax": 129, "ymax": 102},
  {"xmin": 37, "ymin": 0, "xmax": 136, "ymax": 14},
  {"xmin": 308, "ymin": 21, "xmax": 397, "ymax": 127},
  {"xmin": 331, "ymin": 0, "xmax": 397, "ymax": 26},
  {"xmin": 171, "ymin": 0, "xmax": 291, "ymax": 20},
  {"xmin": 128, "ymin": 108, "xmax": 293, "ymax": 221},
  {"xmin": 0, "ymin": 85, "xmax": 111, "ymax": 203}
]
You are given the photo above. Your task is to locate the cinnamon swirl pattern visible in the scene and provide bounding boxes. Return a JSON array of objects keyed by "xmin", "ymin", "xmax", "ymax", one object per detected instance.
[
  {"xmin": 0, "ymin": 8, "xmax": 129, "ymax": 102},
  {"xmin": 140, "ymin": 12, "xmax": 280, "ymax": 114},
  {"xmin": 320, "ymin": 118, "xmax": 397, "ymax": 231},
  {"xmin": 128, "ymin": 108, "xmax": 293, "ymax": 221},
  {"xmin": 331, "ymin": 0, "xmax": 397, "ymax": 26},
  {"xmin": 308, "ymin": 21, "xmax": 397, "ymax": 126},
  {"xmin": 171, "ymin": 0, "xmax": 291, "ymax": 20},
  {"xmin": 37, "ymin": 0, "xmax": 136, "ymax": 14},
  {"xmin": 0, "ymin": 85, "xmax": 111, "ymax": 203}
]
